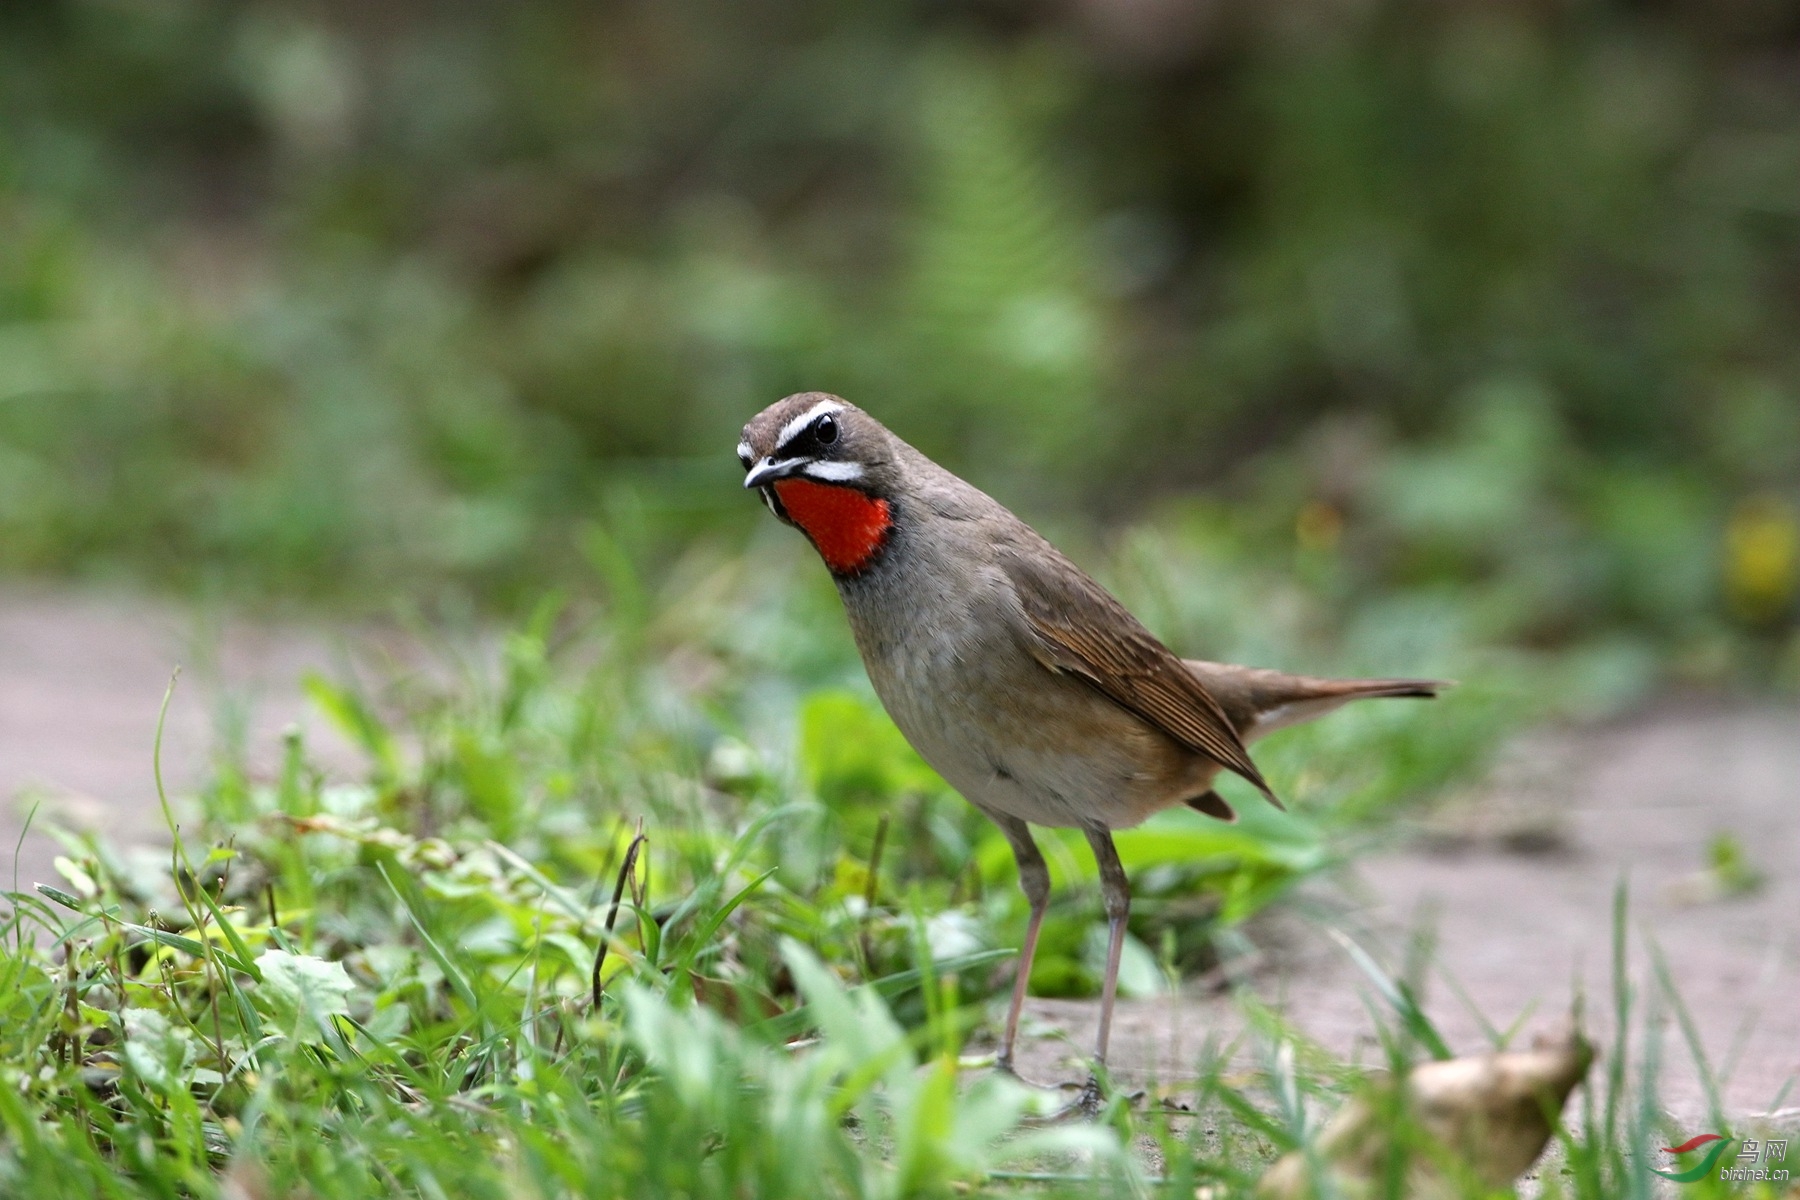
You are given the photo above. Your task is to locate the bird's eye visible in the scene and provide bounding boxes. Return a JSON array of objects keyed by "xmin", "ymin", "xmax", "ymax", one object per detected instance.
[{"xmin": 814, "ymin": 415, "xmax": 839, "ymax": 445}]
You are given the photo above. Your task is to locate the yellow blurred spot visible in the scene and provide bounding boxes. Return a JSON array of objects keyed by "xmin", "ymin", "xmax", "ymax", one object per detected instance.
[
  {"xmin": 1296, "ymin": 500, "xmax": 1343, "ymax": 552},
  {"xmin": 1725, "ymin": 494, "xmax": 1799, "ymax": 624}
]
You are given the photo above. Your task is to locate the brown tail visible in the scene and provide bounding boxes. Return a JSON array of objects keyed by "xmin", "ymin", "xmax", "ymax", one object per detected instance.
[
  {"xmin": 1182, "ymin": 661, "xmax": 1451, "ymax": 743},
  {"xmin": 1297, "ymin": 677, "xmax": 1446, "ymax": 701}
]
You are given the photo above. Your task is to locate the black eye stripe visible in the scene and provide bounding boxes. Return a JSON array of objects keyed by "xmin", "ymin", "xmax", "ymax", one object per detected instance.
[{"xmin": 773, "ymin": 413, "xmax": 841, "ymax": 456}]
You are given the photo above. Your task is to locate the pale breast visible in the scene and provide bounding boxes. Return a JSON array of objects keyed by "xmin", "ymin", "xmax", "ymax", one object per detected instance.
[{"xmin": 837, "ymin": 545, "xmax": 1212, "ymax": 830}]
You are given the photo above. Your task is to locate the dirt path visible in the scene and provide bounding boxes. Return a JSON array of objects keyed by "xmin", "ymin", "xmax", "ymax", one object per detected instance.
[
  {"xmin": 0, "ymin": 585, "xmax": 367, "ymax": 894},
  {"xmin": 3, "ymin": 585, "xmax": 1795, "ymax": 1123},
  {"xmin": 1014, "ymin": 706, "xmax": 1800, "ymax": 1123}
]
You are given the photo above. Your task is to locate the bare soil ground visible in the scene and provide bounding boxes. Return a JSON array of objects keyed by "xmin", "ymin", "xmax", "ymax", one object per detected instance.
[
  {"xmin": 3, "ymin": 585, "xmax": 1795, "ymax": 1123},
  {"xmin": 0, "ymin": 585, "xmax": 371, "ymax": 891},
  {"xmin": 1014, "ymin": 707, "xmax": 1799, "ymax": 1123}
]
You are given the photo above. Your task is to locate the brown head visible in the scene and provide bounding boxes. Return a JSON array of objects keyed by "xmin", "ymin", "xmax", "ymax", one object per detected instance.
[{"xmin": 738, "ymin": 393, "xmax": 905, "ymax": 576}]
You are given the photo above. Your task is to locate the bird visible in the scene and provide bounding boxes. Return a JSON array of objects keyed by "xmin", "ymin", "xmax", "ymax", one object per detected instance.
[{"xmin": 738, "ymin": 392, "xmax": 1446, "ymax": 1110}]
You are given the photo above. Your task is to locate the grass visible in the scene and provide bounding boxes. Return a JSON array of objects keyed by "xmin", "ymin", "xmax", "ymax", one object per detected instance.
[{"xmin": 0, "ymin": 538, "xmax": 1789, "ymax": 1197}]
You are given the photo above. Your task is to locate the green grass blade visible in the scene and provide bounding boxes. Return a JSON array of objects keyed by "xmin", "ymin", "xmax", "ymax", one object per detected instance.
[{"xmin": 1325, "ymin": 927, "xmax": 1453, "ymax": 1060}]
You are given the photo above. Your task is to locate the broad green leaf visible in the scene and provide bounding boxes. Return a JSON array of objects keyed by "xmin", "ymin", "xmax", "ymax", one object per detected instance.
[
  {"xmin": 122, "ymin": 1008, "xmax": 195, "ymax": 1094},
  {"xmin": 255, "ymin": 949, "xmax": 354, "ymax": 1044}
]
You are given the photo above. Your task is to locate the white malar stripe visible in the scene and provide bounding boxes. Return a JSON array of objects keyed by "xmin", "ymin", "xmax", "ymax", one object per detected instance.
[
  {"xmin": 800, "ymin": 460, "xmax": 865, "ymax": 483},
  {"xmin": 774, "ymin": 398, "xmax": 843, "ymax": 450},
  {"xmin": 736, "ymin": 441, "xmax": 754, "ymax": 463},
  {"xmin": 760, "ymin": 489, "xmax": 780, "ymax": 517}
]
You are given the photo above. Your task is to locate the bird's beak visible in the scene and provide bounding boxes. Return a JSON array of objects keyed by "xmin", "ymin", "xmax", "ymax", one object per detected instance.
[{"xmin": 742, "ymin": 456, "xmax": 805, "ymax": 489}]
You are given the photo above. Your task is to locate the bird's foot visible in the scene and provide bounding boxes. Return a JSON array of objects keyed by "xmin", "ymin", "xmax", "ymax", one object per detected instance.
[
  {"xmin": 1064, "ymin": 1073, "xmax": 1106, "ymax": 1119},
  {"xmin": 988, "ymin": 1051, "xmax": 1143, "ymax": 1122},
  {"xmin": 999, "ymin": 1065, "xmax": 1087, "ymax": 1123},
  {"xmin": 992, "ymin": 1057, "xmax": 1073, "ymax": 1118},
  {"xmin": 1017, "ymin": 1073, "xmax": 1144, "ymax": 1123}
]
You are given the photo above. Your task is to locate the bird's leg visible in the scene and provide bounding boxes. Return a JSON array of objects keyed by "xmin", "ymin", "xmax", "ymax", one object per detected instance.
[
  {"xmin": 993, "ymin": 815, "xmax": 1049, "ymax": 1079},
  {"xmin": 1079, "ymin": 824, "xmax": 1131, "ymax": 1115}
]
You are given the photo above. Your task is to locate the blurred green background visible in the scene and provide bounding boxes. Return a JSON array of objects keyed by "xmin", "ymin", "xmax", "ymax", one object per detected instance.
[{"xmin": 1, "ymin": 0, "xmax": 1796, "ymax": 687}]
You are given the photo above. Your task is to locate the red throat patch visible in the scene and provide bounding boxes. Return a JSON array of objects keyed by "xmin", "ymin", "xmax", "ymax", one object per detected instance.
[{"xmin": 772, "ymin": 478, "xmax": 892, "ymax": 575}]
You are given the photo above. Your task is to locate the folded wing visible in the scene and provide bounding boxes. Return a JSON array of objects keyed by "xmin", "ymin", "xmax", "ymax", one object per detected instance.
[{"xmin": 1001, "ymin": 546, "xmax": 1281, "ymax": 808}]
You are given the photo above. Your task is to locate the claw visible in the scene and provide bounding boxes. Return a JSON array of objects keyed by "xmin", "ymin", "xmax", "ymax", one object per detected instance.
[
  {"xmin": 1069, "ymin": 1073, "xmax": 1105, "ymax": 1118},
  {"xmin": 1017, "ymin": 1073, "xmax": 1118, "ymax": 1124},
  {"xmin": 994, "ymin": 1061, "xmax": 1144, "ymax": 1123}
]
